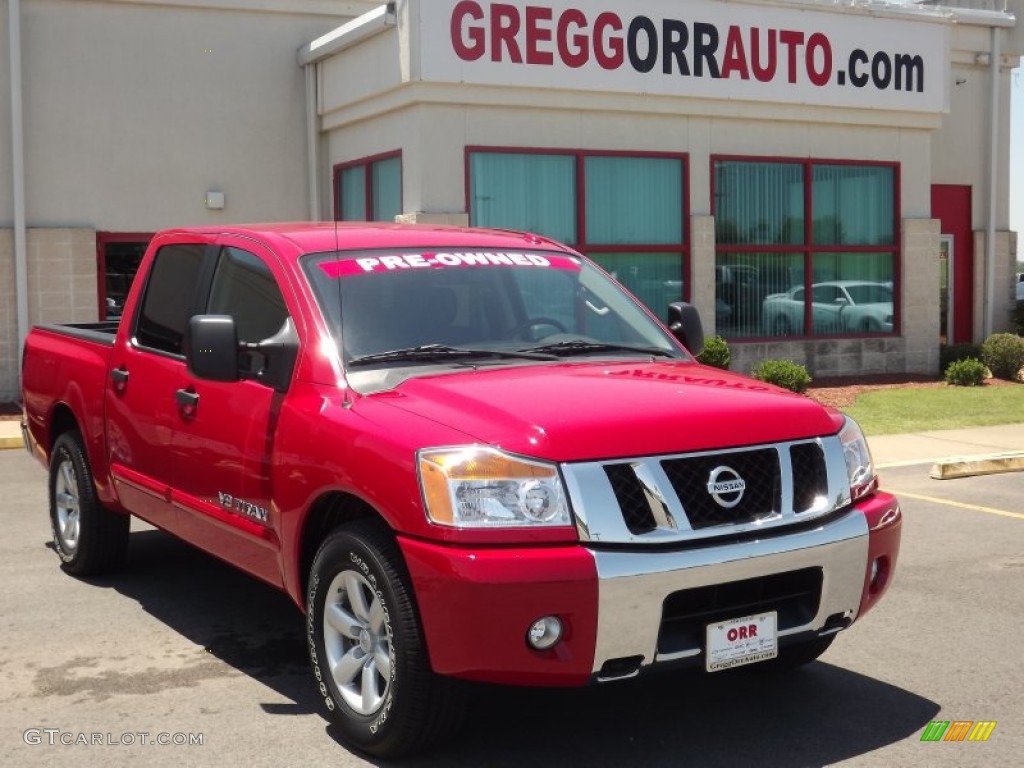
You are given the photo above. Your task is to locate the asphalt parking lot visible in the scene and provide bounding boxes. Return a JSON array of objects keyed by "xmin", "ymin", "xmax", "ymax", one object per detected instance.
[{"xmin": 1, "ymin": 448, "xmax": 1021, "ymax": 768}]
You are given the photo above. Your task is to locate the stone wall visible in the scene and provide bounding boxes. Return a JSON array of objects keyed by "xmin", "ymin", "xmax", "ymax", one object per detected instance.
[{"xmin": 0, "ymin": 228, "xmax": 98, "ymax": 403}]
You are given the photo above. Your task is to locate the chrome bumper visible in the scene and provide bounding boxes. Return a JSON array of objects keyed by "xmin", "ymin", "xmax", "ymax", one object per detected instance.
[{"xmin": 589, "ymin": 509, "xmax": 869, "ymax": 678}]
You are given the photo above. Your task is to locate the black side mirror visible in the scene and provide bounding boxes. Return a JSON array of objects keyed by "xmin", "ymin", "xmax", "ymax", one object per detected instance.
[
  {"xmin": 186, "ymin": 315, "xmax": 299, "ymax": 393},
  {"xmin": 187, "ymin": 315, "xmax": 239, "ymax": 382},
  {"xmin": 247, "ymin": 317, "xmax": 299, "ymax": 393},
  {"xmin": 667, "ymin": 302, "xmax": 705, "ymax": 357}
]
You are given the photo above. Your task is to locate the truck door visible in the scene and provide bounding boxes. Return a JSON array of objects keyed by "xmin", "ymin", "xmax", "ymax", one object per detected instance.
[
  {"xmin": 169, "ymin": 243, "xmax": 294, "ymax": 586},
  {"xmin": 105, "ymin": 241, "xmax": 208, "ymax": 534}
]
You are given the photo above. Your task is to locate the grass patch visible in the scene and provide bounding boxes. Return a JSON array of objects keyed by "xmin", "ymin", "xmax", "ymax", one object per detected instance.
[{"xmin": 843, "ymin": 384, "xmax": 1024, "ymax": 436}]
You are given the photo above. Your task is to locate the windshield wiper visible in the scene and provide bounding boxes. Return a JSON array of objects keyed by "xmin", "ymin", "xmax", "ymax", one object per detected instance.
[
  {"xmin": 348, "ymin": 344, "xmax": 559, "ymax": 367},
  {"xmin": 518, "ymin": 340, "xmax": 677, "ymax": 358}
]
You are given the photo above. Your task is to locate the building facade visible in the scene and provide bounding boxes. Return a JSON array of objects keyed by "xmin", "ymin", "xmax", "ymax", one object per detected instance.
[{"xmin": 2, "ymin": 0, "xmax": 1021, "ymax": 402}]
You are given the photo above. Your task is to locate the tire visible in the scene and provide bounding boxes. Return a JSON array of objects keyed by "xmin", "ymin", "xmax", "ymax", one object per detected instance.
[
  {"xmin": 766, "ymin": 634, "xmax": 836, "ymax": 671},
  {"xmin": 307, "ymin": 520, "xmax": 467, "ymax": 758},
  {"xmin": 49, "ymin": 430, "xmax": 130, "ymax": 576}
]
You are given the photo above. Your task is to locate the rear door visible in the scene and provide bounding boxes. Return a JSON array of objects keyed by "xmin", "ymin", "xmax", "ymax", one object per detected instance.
[
  {"xmin": 105, "ymin": 240, "xmax": 209, "ymax": 532},
  {"xmin": 169, "ymin": 240, "xmax": 295, "ymax": 586}
]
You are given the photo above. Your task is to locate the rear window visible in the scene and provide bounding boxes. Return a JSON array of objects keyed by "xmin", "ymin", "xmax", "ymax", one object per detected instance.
[{"xmin": 135, "ymin": 244, "xmax": 205, "ymax": 355}]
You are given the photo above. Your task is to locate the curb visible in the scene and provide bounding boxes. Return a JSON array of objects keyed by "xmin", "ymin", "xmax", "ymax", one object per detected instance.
[
  {"xmin": 930, "ymin": 453, "xmax": 1024, "ymax": 480},
  {"xmin": 0, "ymin": 422, "xmax": 24, "ymax": 451}
]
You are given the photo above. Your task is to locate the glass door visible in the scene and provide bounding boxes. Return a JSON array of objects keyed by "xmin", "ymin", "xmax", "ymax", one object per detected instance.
[{"xmin": 939, "ymin": 235, "xmax": 954, "ymax": 344}]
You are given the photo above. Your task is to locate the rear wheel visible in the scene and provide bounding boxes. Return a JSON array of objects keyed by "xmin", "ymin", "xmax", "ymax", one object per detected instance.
[
  {"xmin": 49, "ymin": 430, "xmax": 129, "ymax": 576},
  {"xmin": 307, "ymin": 520, "xmax": 466, "ymax": 757}
]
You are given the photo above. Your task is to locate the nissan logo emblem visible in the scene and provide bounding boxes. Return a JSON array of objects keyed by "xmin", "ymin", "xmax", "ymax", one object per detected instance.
[{"xmin": 707, "ymin": 466, "xmax": 746, "ymax": 509}]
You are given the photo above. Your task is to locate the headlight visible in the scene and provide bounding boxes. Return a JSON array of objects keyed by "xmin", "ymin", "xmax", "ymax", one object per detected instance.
[
  {"xmin": 418, "ymin": 447, "xmax": 571, "ymax": 528},
  {"xmin": 839, "ymin": 417, "xmax": 877, "ymax": 502}
]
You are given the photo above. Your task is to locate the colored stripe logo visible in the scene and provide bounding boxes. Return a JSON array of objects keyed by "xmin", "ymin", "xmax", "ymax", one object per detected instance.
[{"xmin": 921, "ymin": 721, "xmax": 997, "ymax": 742}]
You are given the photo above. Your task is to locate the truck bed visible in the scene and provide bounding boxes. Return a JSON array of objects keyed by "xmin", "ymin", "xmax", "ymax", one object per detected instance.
[{"xmin": 34, "ymin": 321, "xmax": 120, "ymax": 346}]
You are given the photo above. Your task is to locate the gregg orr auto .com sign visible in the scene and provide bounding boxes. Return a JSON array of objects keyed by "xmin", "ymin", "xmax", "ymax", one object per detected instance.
[{"xmin": 419, "ymin": 0, "xmax": 948, "ymax": 113}]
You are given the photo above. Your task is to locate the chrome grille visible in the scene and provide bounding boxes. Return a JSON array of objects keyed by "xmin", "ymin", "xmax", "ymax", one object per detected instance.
[
  {"xmin": 603, "ymin": 463, "xmax": 657, "ymax": 535},
  {"xmin": 790, "ymin": 442, "xmax": 829, "ymax": 513},
  {"xmin": 660, "ymin": 449, "xmax": 780, "ymax": 529},
  {"xmin": 562, "ymin": 435, "xmax": 852, "ymax": 546}
]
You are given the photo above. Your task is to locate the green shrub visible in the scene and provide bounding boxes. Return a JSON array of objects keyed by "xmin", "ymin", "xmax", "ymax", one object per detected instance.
[
  {"xmin": 944, "ymin": 357, "xmax": 988, "ymax": 387},
  {"xmin": 750, "ymin": 360, "xmax": 812, "ymax": 394},
  {"xmin": 980, "ymin": 332, "xmax": 1024, "ymax": 381},
  {"xmin": 940, "ymin": 342, "xmax": 983, "ymax": 373},
  {"xmin": 696, "ymin": 335, "xmax": 731, "ymax": 370}
]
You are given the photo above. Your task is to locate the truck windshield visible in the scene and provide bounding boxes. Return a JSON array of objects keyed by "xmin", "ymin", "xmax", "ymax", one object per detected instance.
[{"xmin": 301, "ymin": 249, "xmax": 685, "ymax": 367}]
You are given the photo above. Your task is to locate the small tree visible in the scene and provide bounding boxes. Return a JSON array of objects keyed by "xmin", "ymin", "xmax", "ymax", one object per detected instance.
[
  {"xmin": 750, "ymin": 360, "xmax": 812, "ymax": 394},
  {"xmin": 696, "ymin": 335, "xmax": 731, "ymax": 370},
  {"xmin": 980, "ymin": 333, "xmax": 1024, "ymax": 381},
  {"xmin": 944, "ymin": 358, "xmax": 987, "ymax": 387}
]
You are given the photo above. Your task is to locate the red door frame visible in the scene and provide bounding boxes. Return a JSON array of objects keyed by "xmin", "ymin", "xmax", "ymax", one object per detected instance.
[
  {"xmin": 930, "ymin": 185, "xmax": 973, "ymax": 344},
  {"xmin": 96, "ymin": 232, "xmax": 154, "ymax": 320}
]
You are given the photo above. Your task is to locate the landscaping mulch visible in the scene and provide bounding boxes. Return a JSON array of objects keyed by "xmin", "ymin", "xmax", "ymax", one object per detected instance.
[{"xmin": 805, "ymin": 373, "xmax": 1013, "ymax": 409}]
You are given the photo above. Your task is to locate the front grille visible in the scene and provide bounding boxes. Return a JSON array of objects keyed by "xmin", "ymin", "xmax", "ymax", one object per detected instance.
[
  {"xmin": 604, "ymin": 463, "xmax": 657, "ymax": 535},
  {"xmin": 661, "ymin": 449, "xmax": 780, "ymax": 529},
  {"xmin": 790, "ymin": 442, "xmax": 829, "ymax": 513},
  {"xmin": 657, "ymin": 568, "xmax": 824, "ymax": 657}
]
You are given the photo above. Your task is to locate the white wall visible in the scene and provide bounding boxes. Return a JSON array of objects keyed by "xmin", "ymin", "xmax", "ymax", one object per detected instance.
[{"xmin": 2, "ymin": 0, "xmax": 356, "ymax": 231}]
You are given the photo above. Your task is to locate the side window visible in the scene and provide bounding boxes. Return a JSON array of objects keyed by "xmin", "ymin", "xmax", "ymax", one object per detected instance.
[
  {"xmin": 136, "ymin": 244, "xmax": 205, "ymax": 355},
  {"xmin": 207, "ymin": 247, "xmax": 290, "ymax": 343}
]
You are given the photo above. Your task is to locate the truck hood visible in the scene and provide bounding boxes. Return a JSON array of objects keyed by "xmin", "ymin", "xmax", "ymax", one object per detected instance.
[{"xmin": 373, "ymin": 361, "xmax": 843, "ymax": 462}]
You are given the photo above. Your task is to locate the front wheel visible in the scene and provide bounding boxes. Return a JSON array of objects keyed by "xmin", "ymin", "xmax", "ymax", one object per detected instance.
[
  {"xmin": 307, "ymin": 520, "xmax": 466, "ymax": 758},
  {"xmin": 49, "ymin": 430, "xmax": 129, "ymax": 576}
]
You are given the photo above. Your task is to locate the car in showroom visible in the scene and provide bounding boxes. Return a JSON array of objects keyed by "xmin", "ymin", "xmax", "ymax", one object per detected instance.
[{"xmin": 762, "ymin": 280, "xmax": 894, "ymax": 336}]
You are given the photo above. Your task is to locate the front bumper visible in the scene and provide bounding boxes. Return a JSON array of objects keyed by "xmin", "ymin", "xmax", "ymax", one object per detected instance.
[{"xmin": 400, "ymin": 492, "xmax": 900, "ymax": 687}]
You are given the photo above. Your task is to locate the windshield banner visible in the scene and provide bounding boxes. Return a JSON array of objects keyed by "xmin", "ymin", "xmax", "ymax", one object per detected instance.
[{"xmin": 319, "ymin": 252, "xmax": 582, "ymax": 277}]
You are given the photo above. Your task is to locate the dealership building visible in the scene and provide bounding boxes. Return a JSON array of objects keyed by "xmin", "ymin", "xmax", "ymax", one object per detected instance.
[{"xmin": 1, "ymin": 0, "xmax": 1021, "ymax": 402}]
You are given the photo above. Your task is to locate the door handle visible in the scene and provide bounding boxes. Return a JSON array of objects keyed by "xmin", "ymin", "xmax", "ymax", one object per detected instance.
[
  {"xmin": 175, "ymin": 388, "xmax": 200, "ymax": 415},
  {"xmin": 110, "ymin": 368, "xmax": 129, "ymax": 389}
]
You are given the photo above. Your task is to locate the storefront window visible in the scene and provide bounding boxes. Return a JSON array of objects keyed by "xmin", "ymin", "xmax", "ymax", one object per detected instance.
[
  {"xmin": 469, "ymin": 152, "xmax": 577, "ymax": 244},
  {"xmin": 714, "ymin": 158, "xmax": 898, "ymax": 339},
  {"xmin": 812, "ymin": 165, "xmax": 895, "ymax": 246},
  {"xmin": 715, "ymin": 162, "xmax": 804, "ymax": 246},
  {"xmin": 334, "ymin": 152, "xmax": 402, "ymax": 222},
  {"xmin": 468, "ymin": 149, "xmax": 688, "ymax": 317}
]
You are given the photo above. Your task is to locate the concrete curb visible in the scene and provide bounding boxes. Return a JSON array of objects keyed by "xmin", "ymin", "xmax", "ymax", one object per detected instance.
[
  {"xmin": 930, "ymin": 453, "xmax": 1024, "ymax": 480},
  {"xmin": 0, "ymin": 422, "xmax": 24, "ymax": 451}
]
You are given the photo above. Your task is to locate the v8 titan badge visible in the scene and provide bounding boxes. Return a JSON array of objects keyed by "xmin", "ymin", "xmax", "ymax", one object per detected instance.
[{"xmin": 706, "ymin": 612, "xmax": 778, "ymax": 672}]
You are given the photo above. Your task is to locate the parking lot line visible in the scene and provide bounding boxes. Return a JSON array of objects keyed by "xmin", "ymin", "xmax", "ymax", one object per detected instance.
[{"xmin": 890, "ymin": 489, "xmax": 1024, "ymax": 520}]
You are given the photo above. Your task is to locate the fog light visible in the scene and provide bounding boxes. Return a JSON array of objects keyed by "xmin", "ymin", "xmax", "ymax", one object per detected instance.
[{"xmin": 527, "ymin": 616, "xmax": 563, "ymax": 650}]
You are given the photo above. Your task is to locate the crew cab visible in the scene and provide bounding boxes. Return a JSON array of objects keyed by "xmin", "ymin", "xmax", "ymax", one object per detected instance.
[{"xmin": 21, "ymin": 223, "xmax": 901, "ymax": 757}]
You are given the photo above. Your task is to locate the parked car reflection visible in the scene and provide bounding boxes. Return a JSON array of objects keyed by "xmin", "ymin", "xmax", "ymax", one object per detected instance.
[{"xmin": 762, "ymin": 280, "xmax": 894, "ymax": 336}]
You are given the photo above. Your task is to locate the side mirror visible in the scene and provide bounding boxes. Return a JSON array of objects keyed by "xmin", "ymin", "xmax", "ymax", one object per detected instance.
[
  {"xmin": 186, "ymin": 315, "xmax": 299, "ymax": 393},
  {"xmin": 247, "ymin": 317, "xmax": 299, "ymax": 393},
  {"xmin": 667, "ymin": 302, "xmax": 705, "ymax": 357},
  {"xmin": 186, "ymin": 315, "xmax": 239, "ymax": 382}
]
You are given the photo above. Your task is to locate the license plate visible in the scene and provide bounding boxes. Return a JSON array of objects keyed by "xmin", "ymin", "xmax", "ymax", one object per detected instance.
[{"xmin": 706, "ymin": 612, "xmax": 778, "ymax": 672}]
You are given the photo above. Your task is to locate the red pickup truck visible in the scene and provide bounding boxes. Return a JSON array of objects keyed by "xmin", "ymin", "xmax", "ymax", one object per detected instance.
[{"xmin": 21, "ymin": 223, "xmax": 901, "ymax": 757}]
